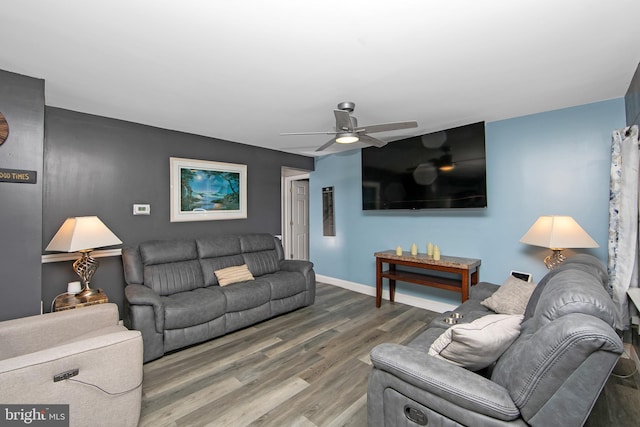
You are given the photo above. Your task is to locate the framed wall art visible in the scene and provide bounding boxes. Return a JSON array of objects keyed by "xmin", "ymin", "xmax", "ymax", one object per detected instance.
[{"xmin": 170, "ymin": 157, "xmax": 247, "ymax": 222}]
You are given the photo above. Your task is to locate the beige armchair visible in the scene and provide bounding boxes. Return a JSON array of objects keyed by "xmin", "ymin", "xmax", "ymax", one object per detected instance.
[{"xmin": 0, "ymin": 303, "xmax": 143, "ymax": 427}]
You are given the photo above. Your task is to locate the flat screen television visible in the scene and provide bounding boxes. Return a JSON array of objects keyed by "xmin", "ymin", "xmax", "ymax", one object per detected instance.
[{"xmin": 361, "ymin": 122, "xmax": 487, "ymax": 210}]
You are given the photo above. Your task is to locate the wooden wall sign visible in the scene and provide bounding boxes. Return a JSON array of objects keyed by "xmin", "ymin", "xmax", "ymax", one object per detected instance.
[
  {"xmin": 0, "ymin": 112, "xmax": 8, "ymax": 145},
  {"xmin": 0, "ymin": 168, "xmax": 37, "ymax": 184}
]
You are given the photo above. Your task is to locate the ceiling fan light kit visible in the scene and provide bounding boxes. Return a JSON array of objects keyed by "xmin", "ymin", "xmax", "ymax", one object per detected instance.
[
  {"xmin": 281, "ymin": 102, "xmax": 418, "ymax": 152},
  {"xmin": 336, "ymin": 133, "xmax": 359, "ymax": 144}
]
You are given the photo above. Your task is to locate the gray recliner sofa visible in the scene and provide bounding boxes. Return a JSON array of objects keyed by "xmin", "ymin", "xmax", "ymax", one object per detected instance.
[
  {"xmin": 122, "ymin": 233, "xmax": 315, "ymax": 362},
  {"xmin": 367, "ymin": 254, "xmax": 623, "ymax": 426}
]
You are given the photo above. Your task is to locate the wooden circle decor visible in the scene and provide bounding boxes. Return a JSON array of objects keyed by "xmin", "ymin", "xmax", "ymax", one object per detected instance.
[{"xmin": 0, "ymin": 112, "xmax": 8, "ymax": 146}]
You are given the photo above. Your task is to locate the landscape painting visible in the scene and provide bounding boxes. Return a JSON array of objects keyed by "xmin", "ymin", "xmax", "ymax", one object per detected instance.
[{"xmin": 170, "ymin": 157, "xmax": 247, "ymax": 222}]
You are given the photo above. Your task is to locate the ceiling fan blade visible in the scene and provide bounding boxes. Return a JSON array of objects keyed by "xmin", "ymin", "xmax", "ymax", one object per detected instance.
[
  {"xmin": 334, "ymin": 110, "xmax": 354, "ymax": 132},
  {"xmin": 315, "ymin": 138, "xmax": 337, "ymax": 152},
  {"xmin": 359, "ymin": 134, "xmax": 387, "ymax": 148},
  {"xmin": 358, "ymin": 121, "xmax": 418, "ymax": 134},
  {"xmin": 280, "ymin": 131, "xmax": 338, "ymax": 136}
]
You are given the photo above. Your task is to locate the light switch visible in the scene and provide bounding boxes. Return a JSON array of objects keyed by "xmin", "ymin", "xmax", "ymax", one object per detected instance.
[{"xmin": 133, "ymin": 204, "xmax": 151, "ymax": 215}]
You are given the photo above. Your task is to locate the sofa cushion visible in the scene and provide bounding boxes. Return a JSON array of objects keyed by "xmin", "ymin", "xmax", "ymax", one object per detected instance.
[
  {"xmin": 428, "ymin": 314, "xmax": 523, "ymax": 371},
  {"xmin": 239, "ymin": 234, "xmax": 277, "ymax": 253},
  {"xmin": 243, "ymin": 251, "xmax": 280, "ymax": 276},
  {"xmin": 161, "ymin": 287, "xmax": 226, "ymax": 330},
  {"xmin": 469, "ymin": 281, "xmax": 501, "ymax": 301},
  {"xmin": 481, "ymin": 276, "xmax": 536, "ymax": 315},
  {"xmin": 407, "ymin": 327, "xmax": 448, "ymax": 351},
  {"xmin": 196, "ymin": 235, "xmax": 242, "ymax": 258},
  {"xmin": 215, "ymin": 264, "xmax": 255, "ymax": 286},
  {"xmin": 201, "ymin": 255, "xmax": 246, "ymax": 286},
  {"xmin": 144, "ymin": 260, "xmax": 204, "ymax": 296},
  {"xmin": 260, "ymin": 271, "xmax": 307, "ymax": 299},
  {"xmin": 524, "ymin": 254, "xmax": 608, "ymax": 320},
  {"xmin": 239, "ymin": 234, "xmax": 280, "ymax": 276},
  {"xmin": 428, "ymin": 303, "xmax": 493, "ymax": 330},
  {"xmin": 531, "ymin": 269, "xmax": 616, "ymax": 328},
  {"xmin": 219, "ymin": 278, "xmax": 271, "ymax": 312},
  {"xmin": 140, "ymin": 239, "xmax": 198, "ymax": 265}
]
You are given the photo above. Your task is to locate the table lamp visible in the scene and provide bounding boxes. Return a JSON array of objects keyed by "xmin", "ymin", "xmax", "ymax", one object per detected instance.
[
  {"xmin": 520, "ymin": 215, "xmax": 599, "ymax": 269},
  {"xmin": 46, "ymin": 216, "xmax": 122, "ymax": 297}
]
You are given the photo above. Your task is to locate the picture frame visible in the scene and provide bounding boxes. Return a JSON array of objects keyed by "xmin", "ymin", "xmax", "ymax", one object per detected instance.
[{"xmin": 170, "ymin": 157, "xmax": 247, "ymax": 222}]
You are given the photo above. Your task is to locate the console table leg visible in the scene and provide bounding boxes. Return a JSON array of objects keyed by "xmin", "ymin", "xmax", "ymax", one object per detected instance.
[
  {"xmin": 376, "ymin": 258, "xmax": 383, "ymax": 308},
  {"xmin": 471, "ymin": 267, "xmax": 479, "ymax": 286},
  {"xmin": 389, "ymin": 264, "xmax": 396, "ymax": 303},
  {"xmin": 461, "ymin": 271, "xmax": 470, "ymax": 302}
]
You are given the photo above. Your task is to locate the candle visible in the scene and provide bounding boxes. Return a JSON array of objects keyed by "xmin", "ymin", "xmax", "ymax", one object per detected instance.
[
  {"xmin": 427, "ymin": 242, "xmax": 434, "ymax": 257},
  {"xmin": 411, "ymin": 243, "xmax": 418, "ymax": 255},
  {"xmin": 396, "ymin": 246, "xmax": 402, "ymax": 256},
  {"xmin": 433, "ymin": 245, "xmax": 441, "ymax": 260}
]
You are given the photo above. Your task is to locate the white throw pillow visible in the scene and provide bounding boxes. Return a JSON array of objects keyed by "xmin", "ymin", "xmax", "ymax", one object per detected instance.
[
  {"xmin": 215, "ymin": 264, "xmax": 255, "ymax": 286},
  {"xmin": 428, "ymin": 314, "xmax": 523, "ymax": 371},
  {"xmin": 481, "ymin": 276, "xmax": 537, "ymax": 315}
]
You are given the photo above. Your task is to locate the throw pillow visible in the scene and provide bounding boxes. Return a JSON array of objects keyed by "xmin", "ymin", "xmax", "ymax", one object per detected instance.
[
  {"xmin": 481, "ymin": 276, "xmax": 537, "ymax": 315},
  {"xmin": 428, "ymin": 314, "xmax": 524, "ymax": 370},
  {"xmin": 215, "ymin": 264, "xmax": 255, "ymax": 286}
]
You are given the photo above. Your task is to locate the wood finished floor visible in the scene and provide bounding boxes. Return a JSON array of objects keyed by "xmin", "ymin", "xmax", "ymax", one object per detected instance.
[{"xmin": 139, "ymin": 283, "xmax": 640, "ymax": 427}]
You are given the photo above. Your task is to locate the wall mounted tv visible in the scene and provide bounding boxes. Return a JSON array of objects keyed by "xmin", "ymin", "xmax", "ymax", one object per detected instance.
[{"xmin": 361, "ymin": 122, "xmax": 487, "ymax": 210}]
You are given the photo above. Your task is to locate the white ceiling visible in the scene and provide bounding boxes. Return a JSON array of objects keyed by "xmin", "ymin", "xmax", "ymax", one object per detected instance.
[{"xmin": 1, "ymin": 1, "xmax": 639, "ymax": 157}]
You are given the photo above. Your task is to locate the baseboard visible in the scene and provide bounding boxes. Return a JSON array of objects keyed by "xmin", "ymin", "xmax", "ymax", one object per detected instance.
[{"xmin": 316, "ymin": 274, "xmax": 457, "ymax": 313}]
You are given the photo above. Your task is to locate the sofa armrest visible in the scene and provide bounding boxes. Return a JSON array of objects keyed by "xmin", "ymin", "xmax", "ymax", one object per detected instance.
[
  {"xmin": 124, "ymin": 284, "xmax": 164, "ymax": 332},
  {"xmin": 279, "ymin": 259, "xmax": 314, "ymax": 275},
  {"xmin": 0, "ymin": 303, "xmax": 120, "ymax": 360},
  {"xmin": 370, "ymin": 343, "xmax": 520, "ymax": 421},
  {"xmin": 0, "ymin": 329, "xmax": 142, "ymax": 427},
  {"xmin": 279, "ymin": 260, "xmax": 316, "ymax": 305},
  {"xmin": 470, "ymin": 281, "xmax": 499, "ymax": 301}
]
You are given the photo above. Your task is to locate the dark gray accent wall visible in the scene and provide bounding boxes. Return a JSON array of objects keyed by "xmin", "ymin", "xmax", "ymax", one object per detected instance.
[
  {"xmin": 42, "ymin": 107, "xmax": 313, "ymax": 314},
  {"xmin": 626, "ymin": 62, "xmax": 640, "ymax": 127},
  {"xmin": 0, "ymin": 70, "xmax": 44, "ymax": 321}
]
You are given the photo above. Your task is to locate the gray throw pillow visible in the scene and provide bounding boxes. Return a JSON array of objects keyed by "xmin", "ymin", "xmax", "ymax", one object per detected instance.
[{"xmin": 481, "ymin": 276, "xmax": 537, "ymax": 315}]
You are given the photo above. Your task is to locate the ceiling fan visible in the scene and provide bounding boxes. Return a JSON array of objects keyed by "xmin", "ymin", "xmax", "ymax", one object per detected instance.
[{"xmin": 281, "ymin": 101, "xmax": 418, "ymax": 152}]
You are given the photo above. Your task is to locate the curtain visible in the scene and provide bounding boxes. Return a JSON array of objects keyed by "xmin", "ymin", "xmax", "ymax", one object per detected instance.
[{"xmin": 608, "ymin": 125, "xmax": 639, "ymax": 330}]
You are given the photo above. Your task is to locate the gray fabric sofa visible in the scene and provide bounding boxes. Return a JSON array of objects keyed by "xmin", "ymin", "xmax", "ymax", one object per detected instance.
[
  {"xmin": 122, "ymin": 233, "xmax": 315, "ymax": 362},
  {"xmin": 367, "ymin": 254, "xmax": 624, "ymax": 427}
]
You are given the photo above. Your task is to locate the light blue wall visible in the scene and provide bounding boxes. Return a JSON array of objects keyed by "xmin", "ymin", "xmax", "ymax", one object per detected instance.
[{"xmin": 309, "ymin": 98, "xmax": 626, "ymax": 306}]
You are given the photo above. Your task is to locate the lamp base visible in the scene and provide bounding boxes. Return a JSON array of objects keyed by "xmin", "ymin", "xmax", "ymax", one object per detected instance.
[
  {"xmin": 75, "ymin": 287, "xmax": 102, "ymax": 298},
  {"xmin": 73, "ymin": 250, "xmax": 101, "ymax": 299},
  {"xmin": 544, "ymin": 249, "xmax": 566, "ymax": 270}
]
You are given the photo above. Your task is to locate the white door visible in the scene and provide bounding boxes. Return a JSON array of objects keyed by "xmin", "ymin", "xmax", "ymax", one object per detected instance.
[{"xmin": 291, "ymin": 179, "xmax": 309, "ymax": 260}]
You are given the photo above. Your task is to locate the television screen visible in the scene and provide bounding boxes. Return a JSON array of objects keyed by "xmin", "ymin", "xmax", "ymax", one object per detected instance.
[{"xmin": 362, "ymin": 122, "xmax": 487, "ymax": 210}]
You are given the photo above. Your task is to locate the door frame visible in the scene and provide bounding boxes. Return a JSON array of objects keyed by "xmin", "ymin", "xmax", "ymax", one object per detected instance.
[{"xmin": 281, "ymin": 168, "xmax": 310, "ymax": 260}]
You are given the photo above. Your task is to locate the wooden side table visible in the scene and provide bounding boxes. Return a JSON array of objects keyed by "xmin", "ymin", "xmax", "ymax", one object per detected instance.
[{"xmin": 53, "ymin": 290, "xmax": 109, "ymax": 311}]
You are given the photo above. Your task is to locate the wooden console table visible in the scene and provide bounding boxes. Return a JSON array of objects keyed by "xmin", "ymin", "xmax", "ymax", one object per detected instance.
[{"xmin": 375, "ymin": 250, "xmax": 481, "ymax": 307}]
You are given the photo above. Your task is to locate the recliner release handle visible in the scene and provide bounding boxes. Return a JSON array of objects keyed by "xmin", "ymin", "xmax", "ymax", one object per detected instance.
[{"xmin": 404, "ymin": 405, "xmax": 428, "ymax": 425}]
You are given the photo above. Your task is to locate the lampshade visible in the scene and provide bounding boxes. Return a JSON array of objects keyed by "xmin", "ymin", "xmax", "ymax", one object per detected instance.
[
  {"xmin": 46, "ymin": 216, "xmax": 122, "ymax": 252},
  {"xmin": 520, "ymin": 216, "xmax": 599, "ymax": 249}
]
